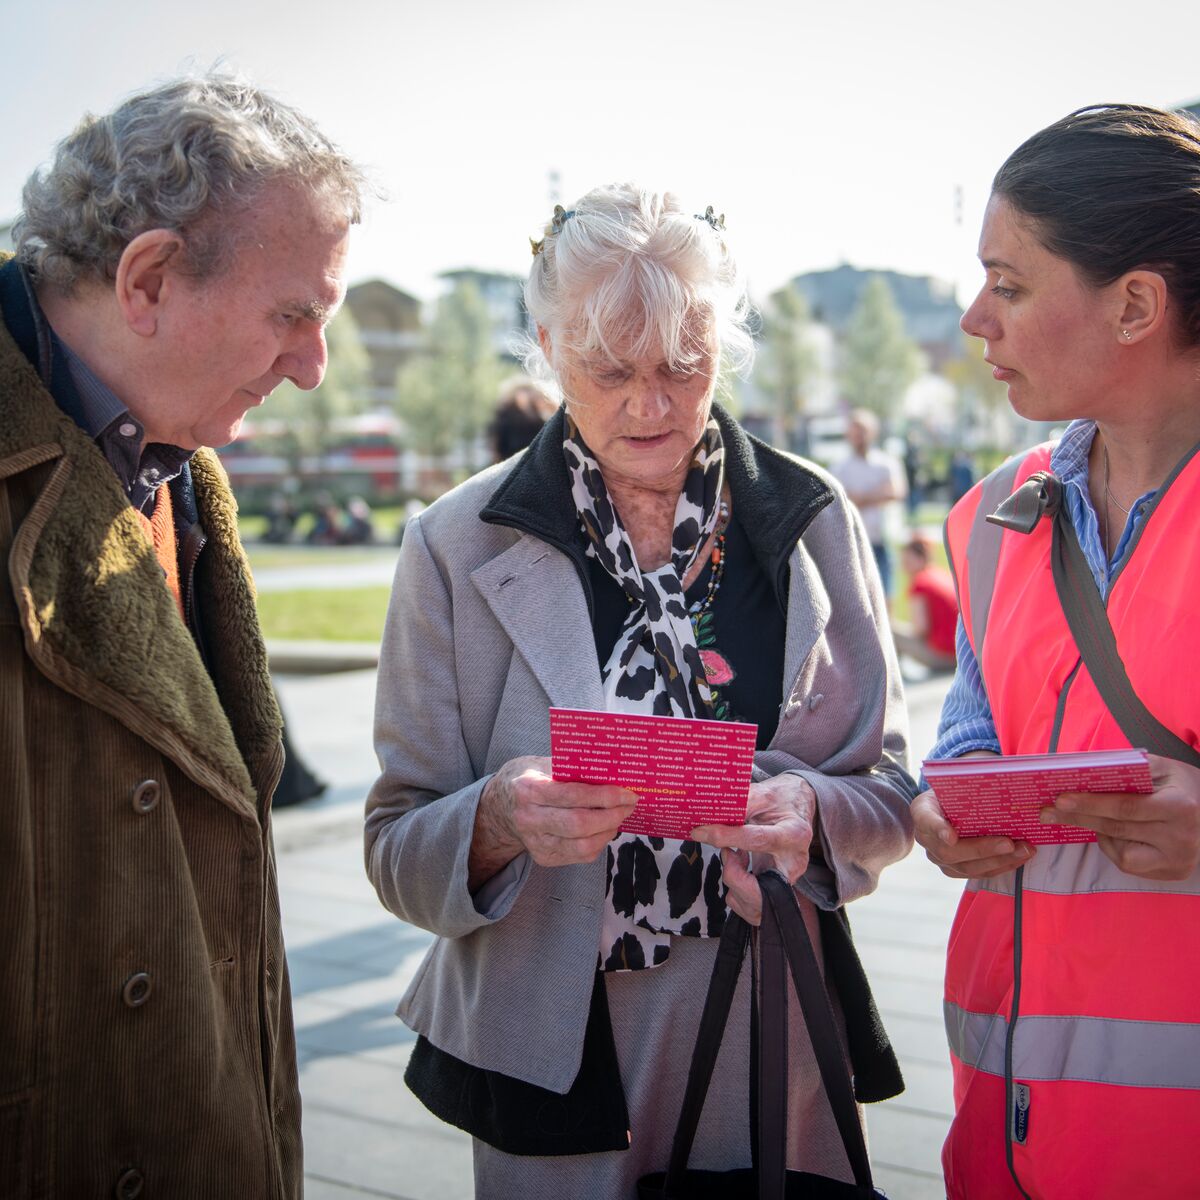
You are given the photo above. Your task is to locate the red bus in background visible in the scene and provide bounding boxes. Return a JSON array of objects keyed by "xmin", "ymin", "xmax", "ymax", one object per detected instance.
[{"xmin": 217, "ymin": 413, "xmax": 408, "ymax": 502}]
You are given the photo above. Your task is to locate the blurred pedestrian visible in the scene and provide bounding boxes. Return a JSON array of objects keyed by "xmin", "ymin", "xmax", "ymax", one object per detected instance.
[
  {"xmin": 833, "ymin": 409, "xmax": 907, "ymax": 604},
  {"xmin": 0, "ymin": 73, "xmax": 363, "ymax": 1196},
  {"xmin": 489, "ymin": 374, "xmax": 557, "ymax": 462},
  {"xmin": 341, "ymin": 495, "xmax": 376, "ymax": 544},
  {"xmin": 891, "ymin": 533, "xmax": 957, "ymax": 673},
  {"xmin": 948, "ymin": 449, "xmax": 975, "ymax": 503},
  {"xmin": 912, "ymin": 103, "xmax": 1200, "ymax": 1199},
  {"xmin": 903, "ymin": 433, "xmax": 925, "ymax": 515},
  {"xmin": 395, "ymin": 495, "xmax": 427, "ymax": 545},
  {"xmin": 264, "ymin": 491, "xmax": 299, "ymax": 543},
  {"xmin": 272, "ymin": 688, "xmax": 330, "ymax": 806},
  {"xmin": 306, "ymin": 492, "xmax": 345, "ymax": 544}
]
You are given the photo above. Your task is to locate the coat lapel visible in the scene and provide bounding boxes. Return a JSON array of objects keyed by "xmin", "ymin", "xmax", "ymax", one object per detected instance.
[
  {"xmin": 471, "ymin": 534, "xmax": 605, "ymax": 712},
  {"xmin": 0, "ymin": 322, "xmax": 267, "ymax": 818}
]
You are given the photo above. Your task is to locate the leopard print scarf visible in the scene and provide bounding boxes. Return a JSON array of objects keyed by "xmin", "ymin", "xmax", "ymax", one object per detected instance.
[{"xmin": 564, "ymin": 413, "xmax": 730, "ymax": 971}]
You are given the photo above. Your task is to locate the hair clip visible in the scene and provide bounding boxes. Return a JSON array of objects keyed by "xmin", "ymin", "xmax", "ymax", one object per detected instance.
[
  {"xmin": 696, "ymin": 205, "xmax": 725, "ymax": 232},
  {"xmin": 531, "ymin": 205, "xmax": 576, "ymax": 256}
]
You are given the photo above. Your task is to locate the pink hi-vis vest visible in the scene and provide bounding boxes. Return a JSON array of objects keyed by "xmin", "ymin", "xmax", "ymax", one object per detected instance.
[{"xmin": 940, "ymin": 441, "xmax": 1200, "ymax": 1200}]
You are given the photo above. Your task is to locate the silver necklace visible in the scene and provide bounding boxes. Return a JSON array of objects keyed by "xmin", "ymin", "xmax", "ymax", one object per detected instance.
[
  {"xmin": 1101, "ymin": 443, "xmax": 1132, "ymax": 558},
  {"xmin": 1102, "ymin": 445, "xmax": 1132, "ymax": 515}
]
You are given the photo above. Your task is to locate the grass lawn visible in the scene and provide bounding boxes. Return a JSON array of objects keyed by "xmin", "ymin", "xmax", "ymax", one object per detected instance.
[{"xmin": 255, "ymin": 586, "xmax": 391, "ymax": 643}]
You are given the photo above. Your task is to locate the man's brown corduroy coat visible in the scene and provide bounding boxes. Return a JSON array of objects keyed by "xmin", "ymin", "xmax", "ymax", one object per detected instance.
[{"xmin": 0, "ymin": 305, "xmax": 301, "ymax": 1198}]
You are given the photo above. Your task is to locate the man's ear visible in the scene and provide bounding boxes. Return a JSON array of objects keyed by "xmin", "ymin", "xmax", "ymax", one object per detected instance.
[
  {"xmin": 115, "ymin": 229, "xmax": 184, "ymax": 337},
  {"xmin": 537, "ymin": 324, "xmax": 553, "ymax": 359}
]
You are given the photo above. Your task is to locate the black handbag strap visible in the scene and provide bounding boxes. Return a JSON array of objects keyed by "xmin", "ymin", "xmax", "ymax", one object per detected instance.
[
  {"xmin": 663, "ymin": 876, "xmax": 876, "ymax": 1198},
  {"xmin": 759, "ymin": 873, "xmax": 874, "ymax": 1190},
  {"xmin": 664, "ymin": 911, "xmax": 752, "ymax": 1190},
  {"xmin": 1050, "ymin": 509, "xmax": 1200, "ymax": 768},
  {"xmin": 757, "ymin": 899, "xmax": 788, "ymax": 1197}
]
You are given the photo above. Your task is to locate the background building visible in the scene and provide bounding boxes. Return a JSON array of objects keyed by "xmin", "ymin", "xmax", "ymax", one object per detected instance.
[
  {"xmin": 437, "ymin": 267, "xmax": 531, "ymax": 362},
  {"xmin": 344, "ymin": 279, "xmax": 423, "ymax": 408},
  {"xmin": 789, "ymin": 264, "xmax": 964, "ymax": 369}
]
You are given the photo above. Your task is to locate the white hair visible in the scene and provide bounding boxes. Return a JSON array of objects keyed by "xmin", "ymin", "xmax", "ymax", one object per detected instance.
[
  {"xmin": 523, "ymin": 183, "xmax": 754, "ymax": 381},
  {"xmin": 15, "ymin": 72, "xmax": 367, "ymax": 292}
]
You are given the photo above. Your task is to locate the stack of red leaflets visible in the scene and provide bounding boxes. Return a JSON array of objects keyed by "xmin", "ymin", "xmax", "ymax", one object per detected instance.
[
  {"xmin": 922, "ymin": 748, "xmax": 1153, "ymax": 845},
  {"xmin": 549, "ymin": 707, "xmax": 757, "ymax": 840}
]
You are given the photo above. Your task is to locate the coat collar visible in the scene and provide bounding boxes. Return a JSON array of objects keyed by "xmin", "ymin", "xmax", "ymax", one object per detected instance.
[
  {"xmin": 479, "ymin": 402, "xmax": 836, "ymax": 605},
  {"xmin": 474, "ymin": 402, "xmax": 838, "ymax": 728},
  {"xmin": 0, "ymin": 294, "xmax": 279, "ymax": 818}
]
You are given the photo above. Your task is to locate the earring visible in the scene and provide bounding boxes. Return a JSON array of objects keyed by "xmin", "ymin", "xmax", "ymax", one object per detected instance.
[{"xmin": 1122, "ymin": 329, "xmax": 1133, "ymax": 340}]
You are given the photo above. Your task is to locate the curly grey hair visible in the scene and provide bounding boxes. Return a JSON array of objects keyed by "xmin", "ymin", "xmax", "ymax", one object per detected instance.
[{"xmin": 14, "ymin": 73, "xmax": 367, "ymax": 292}]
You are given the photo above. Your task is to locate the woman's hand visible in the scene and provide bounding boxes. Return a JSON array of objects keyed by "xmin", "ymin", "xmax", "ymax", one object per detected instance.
[
  {"xmin": 691, "ymin": 774, "xmax": 817, "ymax": 925},
  {"xmin": 1041, "ymin": 753, "xmax": 1200, "ymax": 880},
  {"xmin": 469, "ymin": 756, "xmax": 637, "ymax": 889},
  {"xmin": 912, "ymin": 788, "xmax": 1035, "ymax": 879}
]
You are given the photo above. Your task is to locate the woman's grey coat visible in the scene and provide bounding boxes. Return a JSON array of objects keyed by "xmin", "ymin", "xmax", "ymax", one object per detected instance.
[{"xmin": 365, "ymin": 409, "xmax": 914, "ymax": 1094}]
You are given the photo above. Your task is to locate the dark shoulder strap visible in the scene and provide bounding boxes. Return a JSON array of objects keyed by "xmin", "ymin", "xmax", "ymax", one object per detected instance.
[
  {"xmin": 1051, "ymin": 512, "xmax": 1200, "ymax": 767},
  {"xmin": 760, "ymin": 874, "xmax": 875, "ymax": 1191},
  {"xmin": 663, "ymin": 912, "xmax": 753, "ymax": 1191}
]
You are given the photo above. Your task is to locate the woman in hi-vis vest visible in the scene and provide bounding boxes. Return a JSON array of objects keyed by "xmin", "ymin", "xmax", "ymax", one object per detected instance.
[{"xmin": 912, "ymin": 105, "xmax": 1200, "ymax": 1200}]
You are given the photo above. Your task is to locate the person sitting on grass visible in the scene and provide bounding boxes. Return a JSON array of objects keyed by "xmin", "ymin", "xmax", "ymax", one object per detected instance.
[{"xmin": 891, "ymin": 532, "xmax": 957, "ymax": 673}]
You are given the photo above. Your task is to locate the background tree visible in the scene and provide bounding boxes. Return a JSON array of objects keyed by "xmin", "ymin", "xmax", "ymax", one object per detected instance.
[
  {"xmin": 838, "ymin": 275, "xmax": 923, "ymax": 429},
  {"xmin": 242, "ymin": 306, "xmax": 371, "ymax": 476},
  {"xmin": 394, "ymin": 280, "xmax": 504, "ymax": 474},
  {"xmin": 755, "ymin": 285, "xmax": 819, "ymax": 452}
]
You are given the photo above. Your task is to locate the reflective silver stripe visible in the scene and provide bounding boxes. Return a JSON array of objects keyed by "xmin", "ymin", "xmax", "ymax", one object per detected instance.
[
  {"xmin": 945, "ymin": 1000, "xmax": 1200, "ymax": 1089},
  {"xmin": 969, "ymin": 845, "xmax": 1200, "ymax": 898},
  {"xmin": 964, "ymin": 454, "xmax": 1025, "ymax": 668}
]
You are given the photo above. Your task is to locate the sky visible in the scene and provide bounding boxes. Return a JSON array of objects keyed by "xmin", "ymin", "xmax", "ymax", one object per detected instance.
[{"xmin": 5, "ymin": 0, "xmax": 1200, "ymax": 310}]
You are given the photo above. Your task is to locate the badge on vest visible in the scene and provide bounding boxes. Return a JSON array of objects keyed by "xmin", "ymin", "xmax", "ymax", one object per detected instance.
[{"xmin": 1012, "ymin": 1082, "xmax": 1031, "ymax": 1145}]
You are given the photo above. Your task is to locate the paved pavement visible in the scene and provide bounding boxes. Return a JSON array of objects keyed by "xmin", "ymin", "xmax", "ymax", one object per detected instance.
[
  {"xmin": 253, "ymin": 547, "xmax": 401, "ymax": 593},
  {"xmin": 272, "ymin": 670, "xmax": 958, "ymax": 1200}
]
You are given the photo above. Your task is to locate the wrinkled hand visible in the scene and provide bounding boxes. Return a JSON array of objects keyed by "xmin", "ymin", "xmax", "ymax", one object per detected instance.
[
  {"xmin": 475, "ymin": 756, "xmax": 637, "ymax": 876},
  {"xmin": 912, "ymin": 787, "xmax": 1035, "ymax": 879},
  {"xmin": 691, "ymin": 774, "xmax": 817, "ymax": 925},
  {"xmin": 1041, "ymin": 753, "xmax": 1200, "ymax": 880}
]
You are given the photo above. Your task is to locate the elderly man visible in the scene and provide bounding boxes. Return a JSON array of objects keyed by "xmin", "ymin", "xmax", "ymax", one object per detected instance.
[{"xmin": 0, "ymin": 77, "xmax": 362, "ymax": 1197}]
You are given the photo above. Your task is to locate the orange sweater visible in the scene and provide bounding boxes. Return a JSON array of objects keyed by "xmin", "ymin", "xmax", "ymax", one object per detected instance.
[{"xmin": 134, "ymin": 485, "xmax": 184, "ymax": 620}]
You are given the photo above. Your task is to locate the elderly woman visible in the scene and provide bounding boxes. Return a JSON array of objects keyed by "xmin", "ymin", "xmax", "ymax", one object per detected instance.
[
  {"xmin": 366, "ymin": 185, "xmax": 914, "ymax": 1197},
  {"xmin": 912, "ymin": 105, "xmax": 1200, "ymax": 1200}
]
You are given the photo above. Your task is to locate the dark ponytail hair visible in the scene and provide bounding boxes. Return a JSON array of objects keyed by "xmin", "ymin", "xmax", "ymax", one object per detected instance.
[{"xmin": 994, "ymin": 103, "xmax": 1200, "ymax": 346}]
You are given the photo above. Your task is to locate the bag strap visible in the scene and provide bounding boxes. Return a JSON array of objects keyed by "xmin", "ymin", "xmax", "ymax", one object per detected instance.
[
  {"xmin": 663, "ymin": 911, "xmax": 752, "ymax": 1193},
  {"xmin": 1050, "ymin": 510, "xmax": 1200, "ymax": 767},
  {"xmin": 760, "ymin": 873, "xmax": 875, "ymax": 1191},
  {"xmin": 663, "ymin": 880, "xmax": 877, "ymax": 1198},
  {"xmin": 757, "ymin": 899, "xmax": 789, "ymax": 1197}
]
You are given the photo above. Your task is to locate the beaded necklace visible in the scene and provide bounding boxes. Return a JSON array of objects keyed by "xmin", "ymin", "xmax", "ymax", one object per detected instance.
[
  {"xmin": 688, "ymin": 500, "xmax": 735, "ymax": 720},
  {"xmin": 688, "ymin": 499, "xmax": 730, "ymax": 623}
]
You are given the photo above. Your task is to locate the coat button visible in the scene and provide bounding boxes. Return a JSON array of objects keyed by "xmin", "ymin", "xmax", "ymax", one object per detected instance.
[
  {"xmin": 130, "ymin": 780, "xmax": 160, "ymax": 814},
  {"xmin": 121, "ymin": 972, "xmax": 153, "ymax": 1008},
  {"xmin": 115, "ymin": 1167, "xmax": 144, "ymax": 1198}
]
